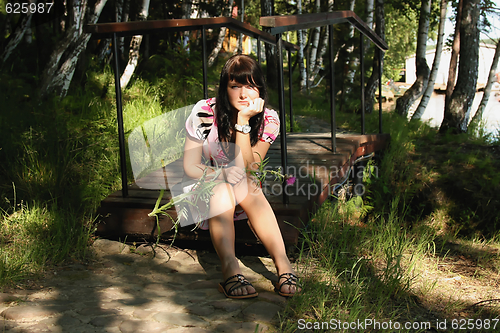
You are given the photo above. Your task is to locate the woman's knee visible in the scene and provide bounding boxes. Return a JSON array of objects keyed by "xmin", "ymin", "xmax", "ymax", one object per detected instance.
[{"xmin": 209, "ymin": 183, "xmax": 236, "ymax": 216}]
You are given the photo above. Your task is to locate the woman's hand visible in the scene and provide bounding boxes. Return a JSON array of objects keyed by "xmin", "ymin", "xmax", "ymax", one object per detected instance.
[
  {"xmin": 237, "ymin": 98, "xmax": 265, "ymax": 122},
  {"xmin": 222, "ymin": 166, "xmax": 246, "ymax": 184}
]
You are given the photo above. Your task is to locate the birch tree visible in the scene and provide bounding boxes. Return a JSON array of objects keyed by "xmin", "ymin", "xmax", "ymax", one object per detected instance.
[
  {"xmin": 261, "ymin": 0, "xmax": 277, "ymax": 89},
  {"xmin": 208, "ymin": 0, "xmax": 234, "ymax": 67},
  {"xmin": 308, "ymin": 0, "xmax": 322, "ymax": 82},
  {"xmin": 395, "ymin": 0, "xmax": 431, "ymax": 117},
  {"xmin": 364, "ymin": 0, "xmax": 385, "ymax": 114},
  {"xmin": 297, "ymin": 0, "xmax": 307, "ymax": 91},
  {"xmin": 39, "ymin": 0, "xmax": 108, "ymax": 99},
  {"xmin": 120, "ymin": 0, "xmax": 150, "ymax": 88},
  {"xmin": 412, "ymin": 0, "xmax": 448, "ymax": 120},
  {"xmin": 1, "ymin": 0, "xmax": 37, "ymax": 65},
  {"xmin": 440, "ymin": 0, "xmax": 481, "ymax": 133},
  {"xmin": 469, "ymin": 38, "xmax": 500, "ymax": 128}
]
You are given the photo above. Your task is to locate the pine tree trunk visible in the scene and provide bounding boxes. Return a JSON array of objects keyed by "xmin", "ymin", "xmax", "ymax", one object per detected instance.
[
  {"xmin": 440, "ymin": 0, "xmax": 480, "ymax": 133},
  {"xmin": 39, "ymin": 0, "xmax": 108, "ymax": 98},
  {"xmin": 445, "ymin": 0, "xmax": 463, "ymax": 110},
  {"xmin": 412, "ymin": 0, "xmax": 448, "ymax": 120},
  {"xmin": 119, "ymin": 0, "xmax": 150, "ymax": 89},
  {"xmin": 395, "ymin": 0, "xmax": 431, "ymax": 117},
  {"xmin": 470, "ymin": 38, "xmax": 500, "ymax": 127}
]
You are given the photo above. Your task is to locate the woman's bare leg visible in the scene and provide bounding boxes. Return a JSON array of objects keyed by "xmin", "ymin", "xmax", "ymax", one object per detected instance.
[
  {"xmin": 236, "ymin": 182, "xmax": 298, "ymax": 295},
  {"xmin": 208, "ymin": 183, "xmax": 255, "ymax": 296}
]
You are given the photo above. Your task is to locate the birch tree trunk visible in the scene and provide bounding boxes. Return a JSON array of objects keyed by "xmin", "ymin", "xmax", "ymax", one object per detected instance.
[
  {"xmin": 310, "ymin": 27, "xmax": 329, "ymax": 85},
  {"xmin": 470, "ymin": 38, "xmax": 500, "ymax": 127},
  {"xmin": 261, "ymin": 0, "xmax": 277, "ymax": 89},
  {"xmin": 364, "ymin": 0, "xmax": 385, "ymax": 115},
  {"xmin": 395, "ymin": 0, "xmax": 431, "ymax": 117},
  {"xmin": 181, "ymin": 0, "xmax": 193, "ymax": 49},
  {"xmin": 308, "ymin": 0, "xmax": 321, "ymax": 84},
  {"xmin": 1, "ymin": 0, "xmax": 36, "ymax": 65},
  {"xmin": 366, "ymin": 0, "xmax": 374, "ymax": 30},
  {"xmin": 344, "ymin": 0, "xmax": 357, "ymax": 92},
  {"xmin": 440, "ymin": 0, "xmax": 481, "ymax": 133},
  {"xmin": 208, "ymin": 0, "xmax": 234, "ymax": 67},
  {"xmin": 120, "ymin": 0, "xmax": 150, "ymax": 89},
  {"xmin": 39, "ymin": 0, "xmax": 108, "ymax": 99},
  {"xmin": 297, "ymin": 0, "xmax": 307, "ymax": 91},
  {"xmin": 412, "ymin": 0, "xmax": 448, "ymax": 120}
]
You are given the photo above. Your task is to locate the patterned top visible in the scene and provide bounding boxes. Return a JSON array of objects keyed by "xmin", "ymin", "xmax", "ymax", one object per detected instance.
[
  {"xmin": 185, "ymin": 97, "xmax": 280, "ymax": 165},
  {"xmin": 182, "ymin": 98, "xmax": 280, "ymax": 228}
]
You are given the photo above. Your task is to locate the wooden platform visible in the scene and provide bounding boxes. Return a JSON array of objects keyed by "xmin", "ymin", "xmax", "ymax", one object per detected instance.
[{"xmin": 95, "ymin": 132, "xmax": 390, "ymax": 246}]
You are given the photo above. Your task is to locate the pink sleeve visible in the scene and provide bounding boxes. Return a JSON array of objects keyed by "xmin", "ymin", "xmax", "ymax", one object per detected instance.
[
  {"xmin": 260, "ymin": 108, "xmax": 280, "ymax": 144},
  {"xmin": 185, "ymin": 99, "xmax": 215, "ymax": 141}
]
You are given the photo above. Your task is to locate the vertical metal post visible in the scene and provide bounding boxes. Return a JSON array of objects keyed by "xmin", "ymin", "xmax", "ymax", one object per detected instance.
[
  {"xmin": 202, "ymin": 26, "xmax": 208, "ymax": 99},
  {"xmin": 257, "ymin": 36, "xmax": 261, "ymax": 64},
  {"xmin": 360, "ymin": 34, "xmax": 365, "ymax": 135},
  {"xmin": 239, "ymin": 0, "xmax": 244, "ymax": 53},
  {"xmin": 288, "ymin": 48, "xmax": 293, "ymax": 133},
  {"xmin": 276, "ymin": 34, "xmax": 288, "ymax": 204},
  {"xmin": 113, "ymin": 33, "xmax": 128, "ymax": 198},
  {"xmin": 329, "ymin": 25, "xmax": 336, "ymax": 153},
  {"xmin": 378, "ymin": 48, "xmax": 383, "ymax": 134}
]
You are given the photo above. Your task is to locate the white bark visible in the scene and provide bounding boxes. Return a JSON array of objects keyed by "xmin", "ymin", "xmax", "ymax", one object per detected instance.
[
  {"xmin": 366, "ymin": 0, "xmax": 374, "ymax": 30},
  {"xmin": 308, "ymin": 0, "xmax": 321, "ymax": 84},
  {"xmin": 297, "ymin": 0, "xmax": 306, "ymax": 91},
  {"xmin": 1, "ymin": 0, "xmax": 36, "ymax": 64},
  {"xmin": 345, "ymin": 0, "xmax": 357, "ymax": 89},
  {"xmin": 470, "ymin": 38, "xmax": 500, "ymax": 126},
  {"xmin": 412, "ymin": 0, "xmax": 448, "ymax": 120},
  {"xmin": 395, "ymin": 0, "xmax": 431, "ymax": 117},
  {"xmin": 120, "ymin": 0, "xmax": 150, "ymax": 88},
  {"xmin": 40, "ymin": 0, "xmax": 108, "ymax": 98},
  {"xmin": 310, "ymin": 27, "xmax": 329, "ymax": 85},
  {"xmin": 208, "ymin": 0, "xmax": 234, "ymax": 67}
]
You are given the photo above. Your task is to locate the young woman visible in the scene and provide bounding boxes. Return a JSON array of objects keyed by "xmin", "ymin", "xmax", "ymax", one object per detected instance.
[{"xmin": 183, "ymin": 54, "xmax": 299, "ymax": 299}]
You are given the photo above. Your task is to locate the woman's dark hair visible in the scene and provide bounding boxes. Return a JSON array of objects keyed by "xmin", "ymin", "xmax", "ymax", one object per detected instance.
[{"xmin": 215, "ymin": 54, "xmax": 268, "ymax": 148}]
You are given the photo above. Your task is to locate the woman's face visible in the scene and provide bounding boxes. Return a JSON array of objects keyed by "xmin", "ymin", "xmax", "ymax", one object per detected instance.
[{"xmin": 227, "ymin": 79, "xmax": 260, "ymax": 112}]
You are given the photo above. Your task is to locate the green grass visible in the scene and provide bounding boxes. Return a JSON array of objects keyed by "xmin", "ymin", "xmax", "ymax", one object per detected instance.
[{"xmin": 1, "ymin": 52, "xmax": 499, "ymax": 328}]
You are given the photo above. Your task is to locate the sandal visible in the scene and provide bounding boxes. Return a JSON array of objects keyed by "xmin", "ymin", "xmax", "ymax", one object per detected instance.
[
  {"xmin": 274, "ymin": 273, "xmax": 300, "ymax": 297},
  {"xmin": 218, "ymin": 274, "xmax": 258, "ymax": 299}
]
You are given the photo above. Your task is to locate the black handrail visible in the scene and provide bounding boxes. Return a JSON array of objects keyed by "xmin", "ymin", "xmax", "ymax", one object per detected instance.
[
  {"xmin": 85, "ymin": 17, "xmax": 298, "ymax": 198},
  {"xmin": 260, "ymin": 11, "xmax": 388, "ymax": 204}
]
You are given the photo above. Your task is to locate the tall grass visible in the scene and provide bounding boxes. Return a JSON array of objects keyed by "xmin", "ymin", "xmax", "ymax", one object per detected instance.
[{"xmin": 0, "ymin": 50, "xmax": 210, "ymax": 287}]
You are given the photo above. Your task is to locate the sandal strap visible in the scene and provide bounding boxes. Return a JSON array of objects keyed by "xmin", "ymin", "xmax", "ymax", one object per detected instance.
[
  {"xmin": 223, "ymin": 274, "xmax": 252, "ymax": 295},
  {"xmin": 277, "ymin": 273, "xmax": 299, "ymax": 291}
]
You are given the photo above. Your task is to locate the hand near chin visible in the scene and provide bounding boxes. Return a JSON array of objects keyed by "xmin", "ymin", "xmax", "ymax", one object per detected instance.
[{"xmin": 239, "ymin": 98, "xmax": 265, "ymax": 120}]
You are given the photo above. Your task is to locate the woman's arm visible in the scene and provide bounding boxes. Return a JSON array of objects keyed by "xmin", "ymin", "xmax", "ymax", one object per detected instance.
[
  {"xmin": 183, "ymin": 135, "xmax": 209, "ymax": 179},
  {"xmin": 235, "ymin": 99, "xmax": 273, "ymax": 170}
]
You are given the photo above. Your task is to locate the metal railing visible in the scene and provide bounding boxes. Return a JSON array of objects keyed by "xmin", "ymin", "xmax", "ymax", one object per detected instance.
[
  {"xmin": 85, "ymin": 17, "xmax": 298, "ymax": 197},
  {"xmin": 260, "ymin": 11, "xmax": 388, "ymax": 203}
]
